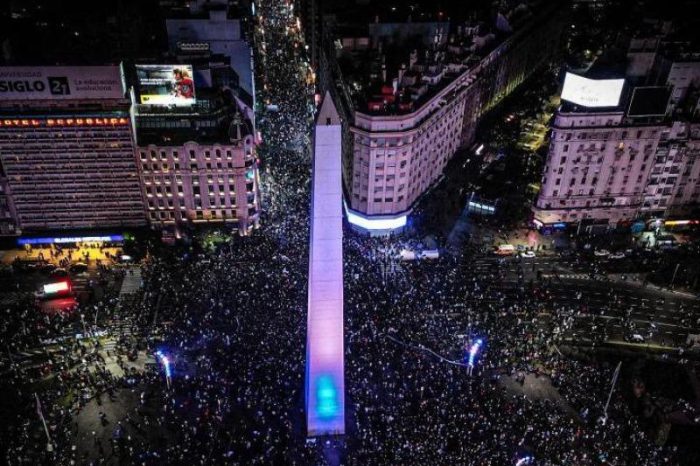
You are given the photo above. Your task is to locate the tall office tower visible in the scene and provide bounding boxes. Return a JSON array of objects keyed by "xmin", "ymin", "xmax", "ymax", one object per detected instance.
[
  {"xmin": 320, "ymin": 0, "xmax": 566, "ymax": 234},
  {"xmin": 0, "ymin": 65, "xmax": 146, "ymax": 236},
  {"xmin": 306, "ymin": 92, "xmax": 345, "ymax": 436},
  {"xmin": 132, "ymin": 62, "xmax": 260, "ymax": 235}
]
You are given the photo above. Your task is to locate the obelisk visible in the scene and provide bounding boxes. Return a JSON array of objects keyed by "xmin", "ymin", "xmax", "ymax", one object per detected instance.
[{"xmin": 305, "ymin": 91, "xmax": 345, "ymax": 436}]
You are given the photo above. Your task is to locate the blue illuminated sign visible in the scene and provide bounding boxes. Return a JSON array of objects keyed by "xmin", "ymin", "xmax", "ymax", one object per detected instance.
[{"xmin": 18, "ymin": 234, "xmax": 124, "ymax": 246}]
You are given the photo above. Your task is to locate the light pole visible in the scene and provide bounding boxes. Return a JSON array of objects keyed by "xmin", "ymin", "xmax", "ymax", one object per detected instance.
[
  {"xmin": 670, "ymin": 263, "xmax": 680, "ymax": 289},
  {"xmin": 34, "ymin": 393, "xmax": 53, "ymax": 452},
  {"xmin": 156, "ymin": 351, "xmax": 172, "ymax": 389},
  {"xmin": 80, "ymin": 313, "xmax": 88, "ymax": 338},
  {"xmin": 602, "ymin": 361, "xmax": 622, "ymax": 425}
]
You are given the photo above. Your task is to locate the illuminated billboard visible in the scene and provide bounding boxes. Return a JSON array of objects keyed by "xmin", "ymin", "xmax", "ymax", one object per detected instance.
[
  {"xmin": 0, "ymin": 66, "xmax": 124, "ymax": 101},
  {"xmin": 561, "ymin": 72, "xmax": 625, "ymax": 107},
  {"xmin": 18, "ymin": 234, "xmax": 124, "ymax": 246},
  {"xmin": 136, "ymin": 65, "xmax": 195, "ymax": 106}
]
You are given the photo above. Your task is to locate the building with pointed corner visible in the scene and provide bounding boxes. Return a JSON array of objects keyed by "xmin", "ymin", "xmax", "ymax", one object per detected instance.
[
  {"xmin": 316, "ymin": 0, "xmax": 566, "ymax": 234},
  {"xmin": 306, "ymin": 91, "xmax": 345, "ymax": 436}
]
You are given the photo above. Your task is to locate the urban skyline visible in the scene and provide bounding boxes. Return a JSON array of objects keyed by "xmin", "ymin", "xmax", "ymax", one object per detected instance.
[{"xmin": 1, "ymin": 1, "xmax": 700, "ymax": 465}]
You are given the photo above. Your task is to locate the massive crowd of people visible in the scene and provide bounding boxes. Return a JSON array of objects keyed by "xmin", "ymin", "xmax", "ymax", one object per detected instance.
[{"xmin": 0, "ymin": 1, "xmax": 698, "ymax": 465}]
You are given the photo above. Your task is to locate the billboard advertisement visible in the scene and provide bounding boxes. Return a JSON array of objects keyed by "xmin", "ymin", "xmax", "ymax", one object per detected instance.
[
  {"xmin": 0, "ymin": 66, "xmax": 124, "ymax": 101},
  {"xmin": 561, "ymin": 72, "xmax": 625, "ymax": 107},
  {"xmin": 136, "ymin": 65, "xmax": 195, "ymax": 106}
]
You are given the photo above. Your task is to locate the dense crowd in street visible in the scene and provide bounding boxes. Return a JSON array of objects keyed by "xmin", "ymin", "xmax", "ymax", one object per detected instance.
[
  {"xmin": 0, "ymin": 1, "xmax": 698, "ymax": 465},
  {"xmin": 342, "ymin": 237, "xmax": 690, "ymax": 465}
]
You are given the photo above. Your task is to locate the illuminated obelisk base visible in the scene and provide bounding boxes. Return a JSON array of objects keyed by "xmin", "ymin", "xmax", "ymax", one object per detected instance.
[{"xmin": 305, "ymin": 92, "xmax": 345, "ymax": 436}]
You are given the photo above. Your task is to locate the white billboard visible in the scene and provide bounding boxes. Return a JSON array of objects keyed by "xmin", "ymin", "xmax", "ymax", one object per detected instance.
[
  {"xmin": 0, "ymin": 66, "xmax": 124, "ymax": 101},
  {"xmin": 136, "ymin": 65, "xmax": 195, "ymax": 106},
  {"xmin": 561, "ymin": 72, "xmax": 625, "ymax": 107}
]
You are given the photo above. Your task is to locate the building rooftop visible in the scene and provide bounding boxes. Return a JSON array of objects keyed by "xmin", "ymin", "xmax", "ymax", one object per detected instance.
[
  {"xmin": 134, "ymin": 90, "xmax": 251, "ymax": 146},
  {"xmin": 334, "ymin": 0, "xmax": 558, "ymax": 116}
]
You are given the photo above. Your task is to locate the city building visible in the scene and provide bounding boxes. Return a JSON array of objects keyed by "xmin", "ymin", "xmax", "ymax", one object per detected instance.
[
  {"xmin": 164, "ymin": 0, "xmax": 256, "ymax": 107},
  {"xmin": 132, "ymin": 61, "xmax": 260, "ymax": 235},
  {"xmin": 532, "ymin": 24, "xmax": 700, "ymax": 231},
  {"xmin": 298, "ymin": 0, "xmax": 321, "ymax": 72},
  {"xmin": 319, "ymin": 0, "xmax": 566, "ymax": 233},
  {"xmin": 0, "ymin": 65, "xmax": 146, "ymax": 236}
]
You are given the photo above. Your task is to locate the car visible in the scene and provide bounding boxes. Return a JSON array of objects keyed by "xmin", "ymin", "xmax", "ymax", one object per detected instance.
[
  {"xmin": 520, "ymin": 250, "xmax": 536, "ymax": 258},
  {"xmin": 69, "ymin": 263, "xmax": 88, "ymax": 274},
  {"xmin": 494, "ymin": 244, "xmax": 516, "ymax": 256},
  {"xmin": 593, "ymin": 249, "xmax": 610, "ymax": 257},
  {"xmin": 420, "ymin": 249, "xmax": 440, "ymax": 260},
  {"xmin": 608, "ymin": 252, "xmax": 626, "ymax": 259},
  {"xmin": 39, "ymin": 263, "xmax": 58, "ymax": 274},
  {"xmin": 625, "ymin": 333, "xmax": 645, "ymax": 343},
  {"xmin": 50, "ymin": 268, "xmax": 69, "ymax": 278}
]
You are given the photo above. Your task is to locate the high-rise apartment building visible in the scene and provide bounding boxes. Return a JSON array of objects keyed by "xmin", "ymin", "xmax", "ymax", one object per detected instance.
[
  {"xmin": 322, "ymin": 0, "xmax": 566, "ymax": 233},
  {"xmin": 0, "ymin": 66, "xmax": 146, "ymax": 236}
]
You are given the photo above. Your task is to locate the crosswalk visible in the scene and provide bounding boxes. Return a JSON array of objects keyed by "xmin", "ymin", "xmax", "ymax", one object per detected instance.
[
  {"xmin": 119, "ymin": 267, "xmax": 142, "ymax": 296},
  {"xmin": 541, "ymin": 273, "xmax": 591, "ymax": 280}
]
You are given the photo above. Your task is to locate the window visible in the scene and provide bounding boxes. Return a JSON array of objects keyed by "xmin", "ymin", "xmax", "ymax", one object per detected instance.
[{"xmin": 563, "ymin": 144, "xmax": 569, "ymax": 152}]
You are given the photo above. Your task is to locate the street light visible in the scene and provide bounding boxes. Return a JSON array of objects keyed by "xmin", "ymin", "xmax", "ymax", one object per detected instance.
[
  {"xmin": 602, "ymin": 361, "xmax": 622, "ymax": 425},
  {"xmin": 670, "ymin": 263, "xmax": 680, "ymax": 289},
  {"xmin": 155, "ymin": 351, "xmax": 172, "ymax": 389}
]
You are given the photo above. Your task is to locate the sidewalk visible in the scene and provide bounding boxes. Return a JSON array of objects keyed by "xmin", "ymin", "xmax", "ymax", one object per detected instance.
[{"xmin": 1, "ymin": 246, "xmax": 121, "ymax": 268}]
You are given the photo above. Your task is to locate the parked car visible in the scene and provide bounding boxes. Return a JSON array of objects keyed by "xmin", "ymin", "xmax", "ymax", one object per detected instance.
[
  {"xmin": 625, "ymin": 333, "xmax": 645, "ymax": 343},
  {"xmin": 609, "ymin": 252, "xmax": 626, "ymax": 259},
  {"xmin": 594, "ymin": 249, "xmax": 610, "ymax": 257},
  {"xmin": 420, "ymin": 250, "xmax": 440, "ymax": 260},
  {"xmin": 69, "ymin": 263, "xmax": 88, "ymax": 274},
  {"xmin": 50, "ymin": 268, "xmax": 69, "ymax": 278},
  {"xmin": 39, "ymin": 263, "xmax": 58, "ymax": 274},
  {"xmin": 494, "ymin": 244, "xmax": 516, "ymax": 256},
  {"xmin": 520, "ymin": 250, "xmax": 536, "ymax": 258}
]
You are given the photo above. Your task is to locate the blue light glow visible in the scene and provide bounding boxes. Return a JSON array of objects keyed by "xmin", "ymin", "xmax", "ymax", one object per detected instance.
[
  {"xmin": 316, "ymin": 375, "xmax": 339, "ymax": 420},
  {"xmin": 344, "ymin": 202, "xmax": 407, "ymax": 231},
  {"xmin": 155, "ymin": 351, "xmax": 172, "ymax": 378},
  {"xmin": 18, "ymin": 234, "xmax": 124, "ymax": 245},
  {"xmin": 468, "ymin": 339, "xmax": 483, "ymax": 367}
]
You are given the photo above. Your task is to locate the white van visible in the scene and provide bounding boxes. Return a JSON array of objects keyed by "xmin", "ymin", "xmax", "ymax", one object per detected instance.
[
  {"xmin": 399, "ymin": 249, "xmax": 417, "ymax": 261},
  {"xmin": 421, "ymin": 250, "xmax": 440, "ymax": 260},
  {"xmin": 494, "ymin": 244, "xmax": 516, "ymax": 256}
]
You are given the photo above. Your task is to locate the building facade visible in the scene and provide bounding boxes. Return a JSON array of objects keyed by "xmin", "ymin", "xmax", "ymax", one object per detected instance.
[
  {"xmin": 0, "ymin": 66, "xmax": 146, "ymax": 236},
  {"xmin": 533, "ymin": 31, "xmax": 700, "ymax": 229},
  {"xmin": 533, "ymin": 115, "xmax": 700, "ymax": 228},
  {"xmin": 165, "ymin": 1, "xmax": 255, "ymax": 104},
  {"xmin": 533, "ymin": 111, "xmax": 665, "ymax": 226},
  {"xmin": 133, "ymin": 89, "xmax": 260, "ymax": 235},
  {"xmin": 341, "ymin": 2, "xmax": 566, "ymax": 233}
]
